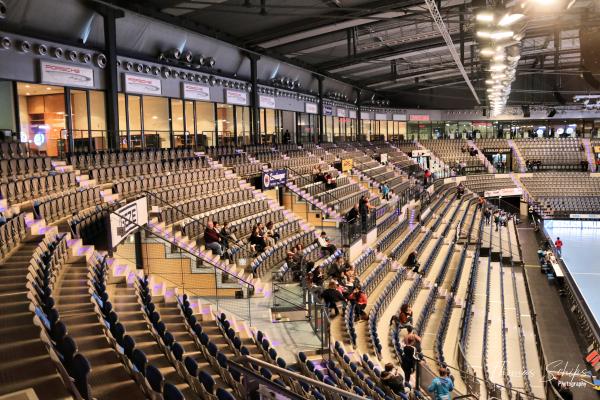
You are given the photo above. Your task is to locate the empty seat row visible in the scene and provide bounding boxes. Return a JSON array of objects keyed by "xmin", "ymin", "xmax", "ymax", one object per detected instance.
[
  {"xmin": 0, "ymin": 212, "xmax": 27, "ymax": 259},
  {"xmin": 70, "ymin": 148, "xmax": 198, "ymax": 168},
  {"xmin": 0, "ymin": 141, "xmax": 30, "ymax": 159},
  {"xmin": 113, "ymin": 168, "xmax": 225, "ymax": 197},
  {"xmin": 161, "ymin": 188, "xmax": 253, "ymax": 226},
  {"xmin": 36, "ymin": 187, "xmax": 103, "ymax": 223},
  {"xmin": 89, "ymin": 158, "xmax": 208, "ymax": 183},
  {"xmin": 0, "ymin": 157, "xmax": 53, "ymax": 181},
  {"xmin": 0, "ymin": 172, "xmax": 76, "ymax": 204}
]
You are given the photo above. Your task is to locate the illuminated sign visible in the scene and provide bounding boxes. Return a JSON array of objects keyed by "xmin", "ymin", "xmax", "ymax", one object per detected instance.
[
  {"xmin": 341, "ymin": 158, "xmax": 353, "ymax": 172},
  {"xmin": 33, "ymin": 133, "xmax": 45, "ymax": 147},
  {"xmin": 124, "ymin": 74, "xmax": 162, "ymax": 95},
  {"xmin": 182, "ymin": 82, "xmax": 211, "ymax": 101},
  {"xmin": 225, "ymin": 89, "xmax": 248, "ymax": 105},
  {"xmin": 323, "ymin": 105, "xmax": 333, "ymax": 116},
  {"xmin": 348, "ymin": 110, "xmax": 357, "ymax": 119},
  {"xmin": 305, "ymin": 102, "xmax": 318, "ymax": 114},
  {"xmin": 259, "ymin": 95, "xmax": 276, "ymax": 109},
  {"xmin": 393, "ymin": 114, "xmax": 407, "ymax": 121},
  {"xmin": 375, "ymin": 113, "xmax": 387, "ymax": 121},
  {"xmin": 360, "ymin": 111, "xmax": 371, "ymax": 120},
  {"xmin": 409, "ymin": 115, "xmax": 430, "ymax": 121},
  {"xmin": 40, "ymin": 61, "xmax": 94, "ymax": 88},
  {"xmin": 336, "ymin": 108, "xmax": 347, "ymax": 118}
]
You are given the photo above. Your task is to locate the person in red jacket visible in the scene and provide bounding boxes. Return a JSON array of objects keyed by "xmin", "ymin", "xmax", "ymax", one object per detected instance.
[
  {"xmin": 348, "ymin": 286, "xmax": 368, "ymax": 321},
  {"xmin": 555, "ymin": 237, "xmax": 563, "ymax": 256}
]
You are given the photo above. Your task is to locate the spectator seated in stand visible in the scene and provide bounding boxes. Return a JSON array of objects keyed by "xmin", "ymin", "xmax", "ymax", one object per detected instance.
[
  {"xmin": 317, "ymin": 231, "xmax": 337, "ymax": 256},
  {"xmin": 264, "ymin": 221, "xmax": 279, "ymax": 247},
  {"xmin": 339, "ymin": 266, "xmax": 359, "ymax": 295},
  {"xmin": 391, "ymin": 303, "xmax": 414, "ymax": 330},
  {"xmin": 406, "ymin": 251, "xmax": 420, "ymax": 274},
  {"xmin": 381, "ymin": 371, "xmax": 409, "ymax": 399},
  {"xmin": 347, "ymin": 286, "xmax": 368, "ymax": 321},
  {"xmin": 219, "ymin": 221, "xmax": 238, "ymax": 251},
  {"xmin": 324, "ymin": 172, "xmax": 337, "ymax": 190},
  {"xmin": 249, "ymin": 226, "xmax": 267, "ymax": 254},
  {"xmin": 327, "ymin": 256, "xmax": 348, "ymax": 279},
  {"xmin": 204, "ymin": 220, "xmax": 225, "ymax": 257}
]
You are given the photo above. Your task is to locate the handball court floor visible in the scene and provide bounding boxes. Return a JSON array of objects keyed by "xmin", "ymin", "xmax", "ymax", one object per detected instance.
[{"xmin": 518, "ymin": 223, "xmax": 598, "ymax": 400}]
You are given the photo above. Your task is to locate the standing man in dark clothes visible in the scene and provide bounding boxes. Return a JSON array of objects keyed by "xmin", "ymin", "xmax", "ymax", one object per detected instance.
[
  {"xmin": 346, "ymin": 203, "xmax": 359, "ymax": 224},
  {"xmin": 359, "ymin": 195, "xmax": 374, "ymax": 233},
  {"xmin": 320, "ymin": 281, "xmax": 345, "ymax": 317}
]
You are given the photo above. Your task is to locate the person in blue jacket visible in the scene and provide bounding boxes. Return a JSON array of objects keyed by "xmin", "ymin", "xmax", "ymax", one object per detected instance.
[{"xmin": 428, "ymin": 367, "xmax": 454, "ymax": 400}]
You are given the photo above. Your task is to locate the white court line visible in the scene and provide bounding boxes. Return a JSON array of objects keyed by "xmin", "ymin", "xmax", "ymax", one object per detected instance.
[{"xmin": 571, "ymin": 272, "xmax": 600, "ymax": 276}]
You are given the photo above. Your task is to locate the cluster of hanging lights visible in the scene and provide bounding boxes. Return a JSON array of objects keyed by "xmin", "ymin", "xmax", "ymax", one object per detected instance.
[{"xmin": 476, "ymin": 5, "xmax": 527, "ymax": 116}]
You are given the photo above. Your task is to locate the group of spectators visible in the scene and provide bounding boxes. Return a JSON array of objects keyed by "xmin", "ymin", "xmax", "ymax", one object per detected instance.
[
  {"xmin": 203, "ymin": 219, "xmax": 281, "ymax": 259},
  {"xmin": 313, "ymin": 255, "xmax": 368, "ymax": 320},
  {"xmin": 313, "ymin": 166, "xmax": 337, "ymax": 190},
  {"xmin": 482, "ymin": 207, "xmax": 519, "ymax": 231},
  {"xmin": 344, "ymin": 195, "xmax": 376, "ymax": 234},
  {"xmin": 460, "ymin": 145, "xmax": 479, "ymax": 157},
  {"xmin": 525, "ymin": 160, "xmax": 543, "ymax": 171}
]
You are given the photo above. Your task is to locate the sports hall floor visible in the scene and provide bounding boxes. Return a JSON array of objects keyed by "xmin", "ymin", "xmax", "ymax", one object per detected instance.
[{"xmin": 518, "ymin": 223, "xmax": 598, "ymax": 400}]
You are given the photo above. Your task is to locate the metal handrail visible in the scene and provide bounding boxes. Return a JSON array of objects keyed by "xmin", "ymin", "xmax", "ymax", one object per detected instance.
[
  {"xmin": 111, "ymin": 209, "xmax": 256, "ymax": 290},
  {"xmin": 287, "ymin": 164, "xmax": 344, "ymax": 207},
  {"xmin": 237, "ymin": 356, "xmax": 366, "ymax": 400},
  {"xmin": 143, "ymin": 190, "xmax": 252, "ymax": 259}
]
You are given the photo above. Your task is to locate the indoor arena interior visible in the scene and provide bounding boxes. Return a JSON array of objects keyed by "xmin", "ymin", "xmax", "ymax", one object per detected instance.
[{"xmin": 1, "ymin": 0, "xmax": 600, "ymax": 399}]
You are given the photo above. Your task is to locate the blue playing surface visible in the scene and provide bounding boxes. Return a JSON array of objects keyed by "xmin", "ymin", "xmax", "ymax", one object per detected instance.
[{"xmin": 544, "ymin": 220, "xmax": 600, "ymax": 328}]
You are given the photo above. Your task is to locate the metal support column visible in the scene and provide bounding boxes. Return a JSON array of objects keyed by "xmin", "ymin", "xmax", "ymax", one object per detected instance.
[
  {"xmin": 91, "ymin": 2, "xmax": 124, "ymax": 150},
  {"xmin": 317, "ymin": 75, "xmax": 324, "ymax": 143},
  {"xmin": 460, "ymin": 5, "xmax": 465, "ymax": 64},
  {"xmin": 134, "ymin": 231, "xmax": 144, "ymax": 270},
  {"xmin": 245, "ymin": 52, "xmax": 261, "ymax": 144},
  {"xmin": 64, "ymin": 87, "xmax": 74, "ymax": 154},
  {"xmin": 355, "ymin": 88, "xmax": 362, "ymax": 141}
]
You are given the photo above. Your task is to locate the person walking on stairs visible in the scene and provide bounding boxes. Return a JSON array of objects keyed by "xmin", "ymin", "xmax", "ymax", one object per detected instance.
[{"xmin": 428, "ymin": 367, "xmax": 454, "ymax": 400}]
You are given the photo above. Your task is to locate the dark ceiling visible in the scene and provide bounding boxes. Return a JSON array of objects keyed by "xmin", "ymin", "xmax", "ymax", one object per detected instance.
[{"xmin": 102, "ymin": 0, "xmax": 599, "ymax": 109}]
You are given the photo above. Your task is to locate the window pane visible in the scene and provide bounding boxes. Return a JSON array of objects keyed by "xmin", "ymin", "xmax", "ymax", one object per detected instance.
[
  {"xmin": 70, "ymin": 90, "xmax": 89, "ymax": 152},
  {"xmin": 17, "ymin": 82, "xmax": 65, "ymax": 157},
  {"xmin": 236, "ymin": 106, "xmax": 251, "ymax": 145},
  {"xmin": 89, "ymin": 90, "xmax": 106, "ymax": 150},
  {"xmin": 118, "ymin": 93, "xmax": 127, "ymax": 147},
  {"xmin": 171, "ymin": 99, "xmax": 185, "ymax": 147},
  {"xmin": 197, "ymin": 101, "xmax": 215, "ymax": 147},
  {"xmin": 216, "ymin": 103, "xmax": 234, "ymax": 145},
  {"xmin": 185, "ymin": 100, "xmax": 194, "ymax": 136},
  {"xmin": 143, "ymin": 96, "xmax": 169, "ymax": 148}
]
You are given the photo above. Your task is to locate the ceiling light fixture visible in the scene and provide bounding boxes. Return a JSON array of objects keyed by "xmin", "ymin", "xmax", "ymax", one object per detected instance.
[
  {"xmin": 476, "ymin": 12, "xmax": 495, "ymax": 22},
  {"xmin": 498, "ymin": 13, "xmax": 524, "ymax": 26}
]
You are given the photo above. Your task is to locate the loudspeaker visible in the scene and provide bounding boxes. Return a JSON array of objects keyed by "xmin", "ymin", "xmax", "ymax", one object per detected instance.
[
  {"xmin": 581, "ymin": 70, "xmax": 600, "ymax": 89},
  {"xmin": 521, "ymin": 105, "xmax": 530, "ymax": 117},
  {"xmin": 580, "ymin": 26, "xmax": 600, "ymax": 74},
  {"xmin": 548, "ymin": 108, "xmax": 557, "ymax": 117},
  {"xmin": 553, "ymin": 88, "xmax": 567, "ymax": 105},
  {"xmin": 482, "ymin": 108, "xmax": 487, "ymax": 117},
  {"xmin": 0, "ymin": 1, "xmax": 6, "ymax": 19},
  {"xmin": 235, "ymin": 290, "xmax": 244, "ymax": 299}
]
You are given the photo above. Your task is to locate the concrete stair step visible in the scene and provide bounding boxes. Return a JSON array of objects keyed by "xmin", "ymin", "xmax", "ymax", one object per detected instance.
[{"xmin": 0, "ymin": 282, "xmax": 26, "ymax": 292}]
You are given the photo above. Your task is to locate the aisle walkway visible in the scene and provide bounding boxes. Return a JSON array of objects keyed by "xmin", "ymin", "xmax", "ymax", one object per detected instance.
[{"xmin": 517, "ymin": 224, "xmax": 597, "ymax": 400}]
